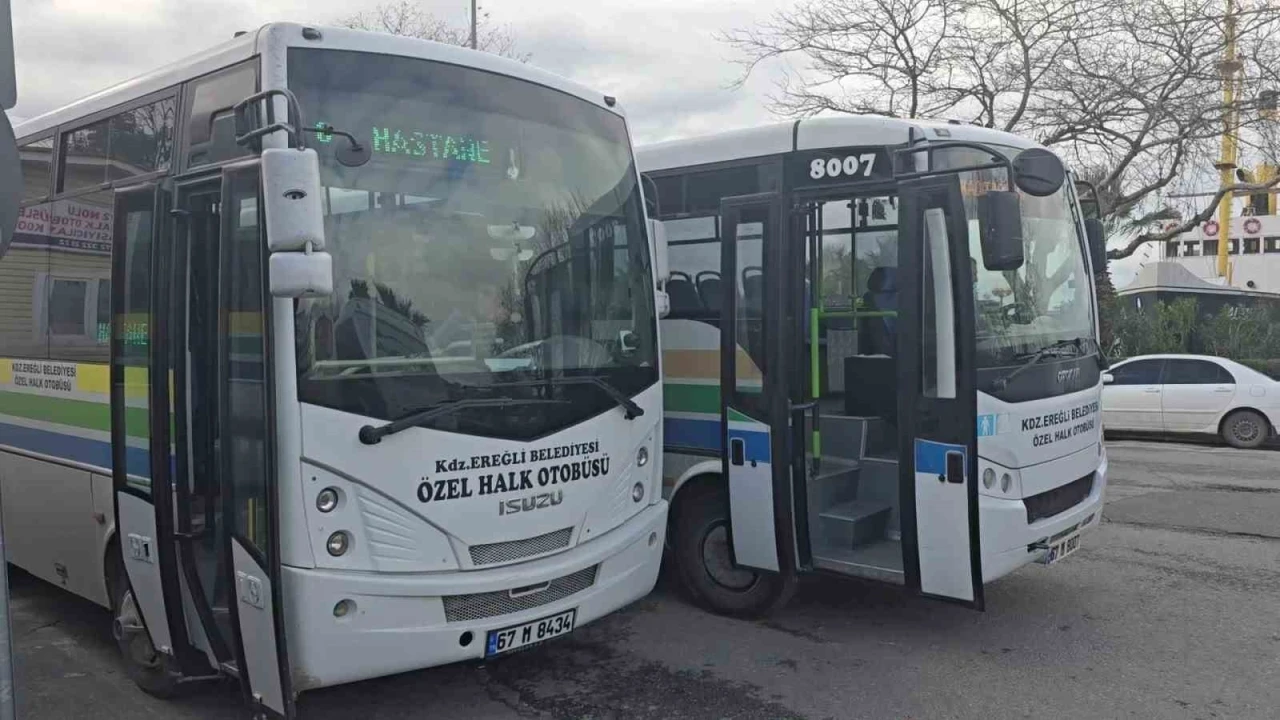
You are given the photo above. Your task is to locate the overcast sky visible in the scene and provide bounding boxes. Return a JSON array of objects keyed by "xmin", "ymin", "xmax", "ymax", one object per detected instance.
[
  {"xmin": 11, "ymin": 0, "xmax": 1149, "ymax": 283},
  {"xmin": 11, "ymin": 0, "xmax": 793, "ymax": 142}
]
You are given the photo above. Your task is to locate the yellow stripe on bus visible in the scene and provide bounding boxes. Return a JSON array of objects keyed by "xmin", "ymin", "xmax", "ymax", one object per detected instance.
[{"xmin": 0, "ymin": 359, "xmax": 11, "ymax": 386}]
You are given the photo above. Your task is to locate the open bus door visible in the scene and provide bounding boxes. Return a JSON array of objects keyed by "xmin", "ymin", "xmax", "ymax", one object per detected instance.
[
  {"xmin": 895, "ymin": 173, "xmax": 983, "ymax": 608},
  {"xmin": 111, "ymin": 162, "xmax": 295, "ymax": 717},
  {"xmin": 717, "ymin": 193, "xmax": 792, "ymax": 575},
  {"xmin": 714, "ymin": 183, "xmax": 982, "ymax": 609}
]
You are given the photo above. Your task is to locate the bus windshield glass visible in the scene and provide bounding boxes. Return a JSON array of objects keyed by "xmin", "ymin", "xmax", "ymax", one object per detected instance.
[
  {"xmin": 934, "ymin": 146, "xmax": 1095, "ymax": 369},
  {"xmin": 288, "ymin": 49, "xmax": 657, "ymax": 440}
]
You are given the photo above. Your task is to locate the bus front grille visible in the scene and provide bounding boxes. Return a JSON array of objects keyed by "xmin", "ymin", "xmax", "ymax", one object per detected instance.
[
  {"xmin": 442, "ymin": 565, "xmax": 598, "ymax": 623},
  {"xmin": 469, "ymin": 528, "xmax": 573, "ymax": 567},
  {"xmin": 1025, "ymin": 473, "xmax": 1094, "ymax": 524}
]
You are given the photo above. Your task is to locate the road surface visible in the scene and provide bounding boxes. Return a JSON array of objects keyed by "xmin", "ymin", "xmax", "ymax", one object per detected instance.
[{"xmin": 10, "ymin": 439, "xmax": 1280, "ymax": 719}]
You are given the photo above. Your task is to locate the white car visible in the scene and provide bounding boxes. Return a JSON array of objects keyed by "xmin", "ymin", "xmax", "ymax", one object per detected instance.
[{"xmin": 1102, "ymin": 354, "xmax": 1280, "ymax": 448}]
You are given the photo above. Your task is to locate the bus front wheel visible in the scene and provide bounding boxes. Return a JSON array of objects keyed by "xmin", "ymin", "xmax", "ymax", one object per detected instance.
[
  {"xmin": 672, "ymin": 486, "xmax": 795, "ymax": 618},
  {"xmin": 108, "ymin": 554, "xmax": 183, "ymax": 698}
]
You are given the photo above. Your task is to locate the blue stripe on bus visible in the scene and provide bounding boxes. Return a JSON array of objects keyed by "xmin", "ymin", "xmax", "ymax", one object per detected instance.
[
  {"xmin": 914, "ymin": 438, "xmax": 965, "ymax": 476},
  {"xmin": 664, "ymin": 416, "xmax": 771, "ymax": 464},
  {"xmin": 0, "ymin": 421, "xmax": 150, "ymax": 478}
]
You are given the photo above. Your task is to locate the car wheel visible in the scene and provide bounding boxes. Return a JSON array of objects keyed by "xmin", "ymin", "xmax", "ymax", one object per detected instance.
[
  {"xmin": 672, "ymin": 485, "xmax": 795, "ymax": 618},
  {"xmin": 1222, "ymin": 409, "xmax": 1269, "ymax": 449}
]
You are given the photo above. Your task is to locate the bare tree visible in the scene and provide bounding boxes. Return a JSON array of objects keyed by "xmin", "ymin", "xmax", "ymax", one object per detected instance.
[
  {"xmin": 338, "ymin": 1, "xmax": 529, "ymax": 62},
  {"xmin": 723, "ymin": 0, "xmax": 1280, "ymax": 259}
]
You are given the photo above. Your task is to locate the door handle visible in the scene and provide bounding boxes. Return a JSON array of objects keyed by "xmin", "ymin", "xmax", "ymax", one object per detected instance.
[
  {"xmin": 1214, "ymin": 387, "xmax": 1233, "ymax": 393},
  {"xmin": 730, "ymin": 437, "xmax": 745, "ymax": 466},
  {"xmin": 944, "ymin": 450, "xmax": 965, "ymax": 484},
  {"xmin": 1143, "ymin": 387, "xmax": 1160, "ymax": 393},
  {"xmin": 790, "ymin": 401, "xmax": 817, "ymax": 412}
]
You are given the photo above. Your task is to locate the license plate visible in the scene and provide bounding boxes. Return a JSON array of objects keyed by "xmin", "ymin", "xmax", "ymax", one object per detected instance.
[
  {"xmin": 1039, "ymin": 531, "xmax": 1082, "ymax": 565},
  {"xmin": 484, "ymin": 609, "xmax": 576, "ymax": 658}
]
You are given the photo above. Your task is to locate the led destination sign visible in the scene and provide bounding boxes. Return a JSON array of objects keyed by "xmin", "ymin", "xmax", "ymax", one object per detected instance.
[{"xmin": 315, "ymin": 122, "xmax": 497, "ymax": 168}]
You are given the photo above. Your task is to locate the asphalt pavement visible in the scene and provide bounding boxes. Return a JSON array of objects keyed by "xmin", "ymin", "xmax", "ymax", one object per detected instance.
[{"xmin": 9, "ymin": 439, "xmax": 1280, "ymax": 719}]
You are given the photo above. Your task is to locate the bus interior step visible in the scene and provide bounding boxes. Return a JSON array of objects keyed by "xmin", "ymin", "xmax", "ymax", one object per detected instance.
[{"xmin": 818, "ymin": 500, "xmax": 891, "ymax": 548}]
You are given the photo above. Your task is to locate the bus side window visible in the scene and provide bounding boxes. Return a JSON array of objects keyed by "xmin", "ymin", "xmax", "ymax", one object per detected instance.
[{"xmin": 183, "ymin": 60, "xmax": 257, "ymax": 170}]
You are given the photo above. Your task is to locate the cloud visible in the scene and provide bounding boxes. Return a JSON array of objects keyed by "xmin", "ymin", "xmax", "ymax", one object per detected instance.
[{"xmin": 12, "ymin": 0, "xmax": 791, "ymax": 144}]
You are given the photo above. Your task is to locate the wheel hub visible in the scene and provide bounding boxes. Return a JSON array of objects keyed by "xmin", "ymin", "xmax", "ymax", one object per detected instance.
[
  {"xmin": 115, "ymin": 589, "xmax": 162, "ymax": 670},
  {"xmin": 701, "ymin": 524, "xmax": 758, "ymax": 591},
  {"xmin": 1235, "ymin": 418, "xmax": 1260, "ymax": 442}
]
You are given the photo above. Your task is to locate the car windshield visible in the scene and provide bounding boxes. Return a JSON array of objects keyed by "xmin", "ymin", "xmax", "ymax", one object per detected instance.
[
  {"xmin": 933, "ymin": 145, "xmax": 1095, "ymax": 369},
  {"xmin": 288, "ymin": 49, "xmax": 657, "ymax": 439}
]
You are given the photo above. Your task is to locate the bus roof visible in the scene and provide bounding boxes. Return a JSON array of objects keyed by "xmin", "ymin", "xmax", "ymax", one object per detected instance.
[
  {"xmin": 15, "ymin": 22, "xmax": 621, "ymax": 142},
  {"xmin": 636, "ymin": 115, "xmax": 1049, "ymax": 173}
]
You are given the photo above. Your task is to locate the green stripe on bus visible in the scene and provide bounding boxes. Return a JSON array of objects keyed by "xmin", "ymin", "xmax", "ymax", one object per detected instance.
[
  {"xmin": 0, "ymin": 391, "xmax": 149, "ymax": 439},
  {"xmin": 664, "ymin": 383, "xmax": 720, "ymax": 414}
]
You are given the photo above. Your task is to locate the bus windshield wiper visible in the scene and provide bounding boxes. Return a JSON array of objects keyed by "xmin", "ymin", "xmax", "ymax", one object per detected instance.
[
  {"xmin": 992, "ymin": 337, "xmax": 1090, "ymax": 392},
  {"xmin": 496, "ymin": 375, "xmax": 645, "ymax": 421},
  {"xmin": 358, "ymin": 398, "xmax": 568, "ymax": 445}
]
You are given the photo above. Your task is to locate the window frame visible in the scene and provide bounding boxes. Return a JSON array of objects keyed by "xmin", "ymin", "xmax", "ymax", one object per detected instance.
[
  {"xmin": 54, "ymin": 86, "xmax": 181, "ymax": 198},
  {"xmin": 35, "ymin": 274, "xmax": 110, "ymax": 346},
  {"xmin": 17, "ymin": 132, "xmax": 56, "ymax": 204},
  {"xmin": 1163, "ymin": 359, "xmax": 1235, "ymax": 385},
  {"xmin": 644, "ymin": 155, "xmax": 783, "ymax": 220},
  {"xmin": 179, "ymin": 58, "xmax": 260, "ymax": 172},
  {"xmin": 1109, "ymin": 358, "xmax": 1166, "ymax": 386}
]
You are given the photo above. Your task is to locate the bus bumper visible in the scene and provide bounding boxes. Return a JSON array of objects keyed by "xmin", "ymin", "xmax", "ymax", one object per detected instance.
[
  {"xmin": 979, "ymin": 448, "xmax": 1108, "ymax": 583},
  {"xmin": 281, "ymin": 501, "xmax": 668, "ymax": 691}
]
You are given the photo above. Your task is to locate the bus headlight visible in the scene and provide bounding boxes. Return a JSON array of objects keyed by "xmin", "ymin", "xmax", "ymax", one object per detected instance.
[
  {"xmin": 326, "ymin": 531, "xmax": 351, "ymax": 556},
  {"xmin": 632, "ymin": 482, "xmax": 645, "ymax": 503},
  {"xmin": 637, "ymin": 446, "xmax": 649, "ymax": 467},
  {"xmin": 982, "ymin": 468, "xmax": 996, "ymax": 489},
  {"xmin": 1001, "ymin": 473, "xmax": 1013, "ymax": 493},
  {"xmin": 316, "ymin": 488, "xmax": 340, "ymax": 513}
]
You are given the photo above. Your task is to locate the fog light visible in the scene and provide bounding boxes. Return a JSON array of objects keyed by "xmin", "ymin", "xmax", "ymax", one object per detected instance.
[
  {"xmin": 631, "ymin": 482, "xmax": 645, "ymax": 503},
  {"xmin": 637, "ymin": 446, "xmax": 649, "ymax": 467},
  {"xmin": 333, "ymin": 599, "xmax": 355, "ymax": 617},
  {"xmin": 1000, "ymin": 473, "xmax": 1013, "ymax": 493},
  {"xmin": 316, "ymin": 488, "xmax": 339, "ymax": 513},
  {"xmin": 326, "ymin": 531, "xmax": 350, "ymax": 556},
  {"xmin": 982, "ymin": 468, "xmax": 996, "ymax": 489}
]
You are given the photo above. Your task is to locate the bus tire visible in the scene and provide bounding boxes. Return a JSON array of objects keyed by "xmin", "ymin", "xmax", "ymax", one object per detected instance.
[
  {"xmin": 1221, "ymin": 409, "xmax": 1269, "ymax": 449},
  {"xmin": 108, "ymin": 553, "xmax": 183, "ymax": 698},
  {"xmin": 672, "ymin": 486, "xmax": 795, "ymax": 618}
]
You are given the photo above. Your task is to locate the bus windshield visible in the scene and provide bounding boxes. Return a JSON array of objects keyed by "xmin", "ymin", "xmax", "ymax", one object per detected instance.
[
  {"xmin": 935, "ymin": 146, "xmax": 1095, "ymax": 368},
  {"xmin": 288, "ymin": 49, "xmax": 657, "ymax": 439}
]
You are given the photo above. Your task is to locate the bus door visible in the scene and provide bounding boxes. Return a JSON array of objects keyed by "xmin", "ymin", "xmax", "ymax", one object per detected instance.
[
  {"xmin": 112, "ymin": 164, "xmax": 295, "ymax": 717},
  {"xmin": 111, "ymin": 183, "xmax": 212, "ymax": 682},
  {"xmin": 208, "ymin": 161, "xmax": 295, "ymax": 717},
  {"xmin": 717, "ymin": 193, "xmax": 793, "ymax": 574},
  {"xmin": 895, "ymin": 173, "xmax": 982, "ymax": 608}
]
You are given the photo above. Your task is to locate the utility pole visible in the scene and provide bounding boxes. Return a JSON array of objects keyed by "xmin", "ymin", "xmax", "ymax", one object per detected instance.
[
  {"xmin": 1214, "ymin": 0, "xmax": 1242, "ymax": 282},
  {"xmin": 470, "ymin": 0, "xmax": 478, "ymax": 49}
]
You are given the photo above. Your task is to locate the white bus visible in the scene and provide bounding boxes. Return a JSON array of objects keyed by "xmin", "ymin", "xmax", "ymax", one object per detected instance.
[
  {"xmin": 639, "ymin": 117, "xmax": 1109, "ymax": 615},
  {"xmin": 3, "ymin": 23, "xmax": 668, "ymax": 716}
]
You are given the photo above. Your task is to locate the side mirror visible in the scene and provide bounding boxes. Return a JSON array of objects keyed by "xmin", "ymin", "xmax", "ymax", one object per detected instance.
[
  {"xmin": 977, "ymin": 191, "xmax": 1024, "ymax": 271},
  {"xmin": 1085, "ymin": 218, "xmax": 1107, "ymax": 270},
  {"xmin": 270, "ymin": 251, "xmax": 333, "ymax": 297},
  {"xmin": 262, "ymin": 148, "xmax": 325, "ymax": 252},
  {"xmin": 1012, "ymin": 148, "xmax": 1066, "ymax": 197},
  {"xmin": 648, "ymin": 218, "xmax": 670, "ymax": 283},
  {"xmin": 259, "ymin": 147, "xmax": 332, "ymax": 298},
  {"xmin": 1102, "ymin": 372, "xmax": 1115, "ymax": 385}
]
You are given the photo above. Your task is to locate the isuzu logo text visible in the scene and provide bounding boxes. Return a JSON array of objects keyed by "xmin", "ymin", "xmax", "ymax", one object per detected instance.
[{"xmin": 499, "ymin": 491, "xmax": 564, "ymax": 516}]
